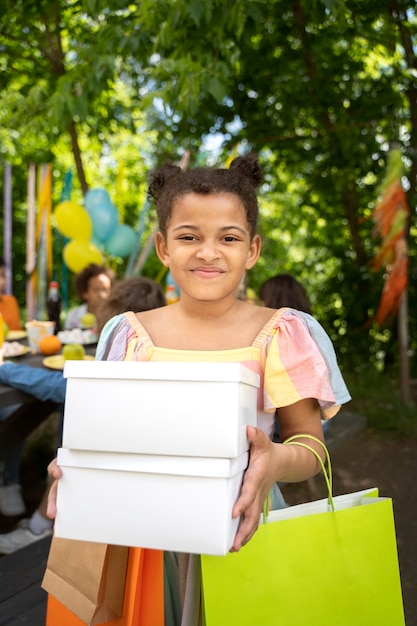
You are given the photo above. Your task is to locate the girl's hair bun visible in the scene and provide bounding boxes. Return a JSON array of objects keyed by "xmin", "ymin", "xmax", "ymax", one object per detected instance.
[
  {"xmin": 148, "ymin": 163, "xmax": 182, "ymax": 200},
  {"xmin": 229, "ymin": 153, "xmax": 263, "ymax": 187}
]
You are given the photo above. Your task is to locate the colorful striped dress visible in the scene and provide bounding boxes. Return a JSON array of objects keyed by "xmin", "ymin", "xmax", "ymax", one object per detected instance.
[{"xmin": 96, "ymin": 307, "xmax": 351, "ymax": 625}]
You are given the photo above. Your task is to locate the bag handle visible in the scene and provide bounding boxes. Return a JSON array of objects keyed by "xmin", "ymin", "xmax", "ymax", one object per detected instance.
[
  {"xmin": 262, "ymin": 434, "xmax": 334, "ymax": 522},
  {"xmin": 283, "ymin": 434, "xmax": 335, "ymax": 512}
]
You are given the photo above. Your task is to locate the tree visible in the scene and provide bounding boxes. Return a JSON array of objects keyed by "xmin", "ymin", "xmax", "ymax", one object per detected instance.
[
  {"xmin": 0, "ymin": 2, "xmax": 156, "ymax": 309},
  {"xmin": 0, "ymin": 0, "xmax": 157, "ymax": 190},
  {"xmin": 1, "ymin": 0, "xmax": 416, "ymax": 371},
  {"xmin": 138, "ymin": 0, "xmax": 416, "ymax": 369}
]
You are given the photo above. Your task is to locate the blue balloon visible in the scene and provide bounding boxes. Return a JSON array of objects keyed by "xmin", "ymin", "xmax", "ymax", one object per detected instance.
[
  {"xmin": 105, "ymin": 224, "xmax": 137, "ymax": 257},
  {"xmin": 84, "ymin": 188, "xmax": 112, "ymax": 213},
  {"xmin": 91, "ymin": 234, "xmax": 103, "ymax": 250},
  {"xmin": 90, "ymin": 201, "xmax": 119, "ymax": 243}
]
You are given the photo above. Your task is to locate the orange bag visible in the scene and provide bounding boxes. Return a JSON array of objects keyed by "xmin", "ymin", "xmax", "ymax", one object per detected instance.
[{"xmin": 45, "ymin": 547, "xmax": 164, "ymax": 626}]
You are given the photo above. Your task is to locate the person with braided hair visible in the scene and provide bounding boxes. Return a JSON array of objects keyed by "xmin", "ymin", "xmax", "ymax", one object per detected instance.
[{"xmin": 48, "ymin": 153, "xmax": 350, "ymax": 625}]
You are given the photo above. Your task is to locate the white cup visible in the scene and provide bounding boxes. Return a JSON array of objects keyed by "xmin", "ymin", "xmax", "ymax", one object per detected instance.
[{"xmin": 25, "ymin": 320, "xmax": 55, "ymax": 351}]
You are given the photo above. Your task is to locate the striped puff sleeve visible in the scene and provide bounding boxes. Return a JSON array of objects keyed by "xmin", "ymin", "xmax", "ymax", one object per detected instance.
[
  {"xmin": 95, "ymin": 314, "xmax": 133, "ymax": 362},
  {"xmin": 262, "ymin": 309, "xmax": 351, "ymax": 419}
]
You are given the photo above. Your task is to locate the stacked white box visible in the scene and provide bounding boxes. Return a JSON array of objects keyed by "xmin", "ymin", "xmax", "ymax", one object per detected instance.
[
  {"xmin": 55, "ymin": 448, "xmax": 249, "ymax": 555},
  {"xmin": 62, "ymin": 361, "xmax": 259, "ymax": 458},
  {"xmin": 56, "ymin": 361, "xmax": 260, "ymax": 555}
]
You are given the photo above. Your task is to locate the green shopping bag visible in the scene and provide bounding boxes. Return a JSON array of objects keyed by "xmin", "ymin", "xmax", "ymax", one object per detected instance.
[{"xmin": 201, "ymin": 437, "xmax": 405, "ymax": 626}]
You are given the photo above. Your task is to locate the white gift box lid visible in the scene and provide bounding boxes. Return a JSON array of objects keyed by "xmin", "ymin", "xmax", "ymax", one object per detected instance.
[
  {"xmin": 63, "ymin": 360, "xmax": 260, "ymax": 387},
  {"xmin": 55, "ymin": 448, "xmax": 249, "ymax": 554},
  {"xmin": 57, "ymin": 448, "xmax": 249, "ymax": 477},
  {"xmin": 62, "ymin": 361, "xmax": 260, "ymax": 458}
]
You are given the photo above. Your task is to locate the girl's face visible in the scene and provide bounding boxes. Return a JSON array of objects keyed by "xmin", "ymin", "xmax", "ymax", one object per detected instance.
[
  {"xmin": 83, "ymin": 273, "xmax": 112, "ymax": 312},
  {"xmin": 155, "ymin": 192, "xmax": 261, "ymax": 304}
]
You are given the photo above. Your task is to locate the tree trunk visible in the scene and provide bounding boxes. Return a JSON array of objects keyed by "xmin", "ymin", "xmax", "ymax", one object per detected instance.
[
  {"xmin": 68, "ymin": 120, "xmax": 89, "ymax": 195},
  {"xmin": 398, "ymin": 290, "xmax": 410, "ymax": 406}
]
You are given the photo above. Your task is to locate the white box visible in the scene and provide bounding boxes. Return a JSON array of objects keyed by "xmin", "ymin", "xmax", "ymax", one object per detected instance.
[
  {"xmin": 62, "ymin": 361, "xmax": 259, "ymax": 458},
  {"xmin": 55, "ymin": 448, "xmax": 248, "ymax": 555}
]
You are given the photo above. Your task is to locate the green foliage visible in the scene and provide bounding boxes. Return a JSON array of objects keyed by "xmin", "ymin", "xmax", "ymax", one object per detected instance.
[
  {"xmin": 0, "ymin": 0, "xmax": 416, "ymax": 379},
  {"xmin": 343, "ymin": 369, "xmax": 417, "ymax": 438}
]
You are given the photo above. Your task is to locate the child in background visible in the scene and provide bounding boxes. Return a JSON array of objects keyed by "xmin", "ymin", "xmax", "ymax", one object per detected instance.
[
  {"xmin": 0, "ymin": 277, "xmax": 165, "ymax": 553},
  {"xmin": 48, "ymin": 154, "xmax": 350, "ymax": 625},
  {"xmin": 97, "ymin": 276, "xmax": 166, "ymax": 328},
  {"xmin": 64, "ymin": 263, "xmax": 115, "ymax": 330},
  {"xmin": 259, "ymin": 272, "xmax": 313, "ymax": 314},
  {"xmin": 0, "ymin": 257, "xmax": 22, "ymax": 331}
]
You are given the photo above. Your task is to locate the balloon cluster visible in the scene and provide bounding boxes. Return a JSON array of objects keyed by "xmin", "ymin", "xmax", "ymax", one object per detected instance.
[{"xmin": 54, "ymin": 189, "xmax": 136, "ymax": 273}]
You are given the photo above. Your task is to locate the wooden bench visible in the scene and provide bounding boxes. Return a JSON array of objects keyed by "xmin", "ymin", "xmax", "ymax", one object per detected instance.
[{"xmin": 0, "ymin": 535, "xmax": 51, "ymax": 625}]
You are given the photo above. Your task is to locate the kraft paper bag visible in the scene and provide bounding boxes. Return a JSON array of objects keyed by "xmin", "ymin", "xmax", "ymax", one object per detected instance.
[
  {"xmin": 42, "ymin": 537, "xmax": 129, "ymax": 625},
  {"xmin": 44, "ymin": 546, "xmax": 164, "ymax": 626}
]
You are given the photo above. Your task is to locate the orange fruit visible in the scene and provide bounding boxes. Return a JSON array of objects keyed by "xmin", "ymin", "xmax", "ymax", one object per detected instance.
[{"xmin": 39, "ymin": 335, "xmax": 62, "ymax": 356}]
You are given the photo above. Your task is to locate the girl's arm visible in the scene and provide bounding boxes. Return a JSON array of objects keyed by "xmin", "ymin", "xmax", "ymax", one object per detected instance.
[
  {"xmin": 274, "ymin": 397, "xmax": 325, "ymax": 480},
  {"xmin": 231, "ymin": 397, "xmax": 324, "ymax": 552}
]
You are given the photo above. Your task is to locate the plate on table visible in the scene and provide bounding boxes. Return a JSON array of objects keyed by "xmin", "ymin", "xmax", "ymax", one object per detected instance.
[
  {"xmin": 3, "ymin": 342, "xmax": 31, "ymax": 358},
  {"xmin": 43, "ymin": 354, "xmax": 95, "ymax": 371},
  {"xmin": 5, "ymin": 330, "xmax": 27, "ymax": 341},
  {"xmin": 57, "ymin": 329, "xmax": 97, "ymax": 346}
]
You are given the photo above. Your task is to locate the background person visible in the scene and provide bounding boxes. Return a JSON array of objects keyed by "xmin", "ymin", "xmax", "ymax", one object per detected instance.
[
  {"xmin": 64, "ymin": 263, "xmax": 115, "ymax": 330},
  {"xmin": 259, "ymin": 272, "xmax": 312, "ymax": 314}
]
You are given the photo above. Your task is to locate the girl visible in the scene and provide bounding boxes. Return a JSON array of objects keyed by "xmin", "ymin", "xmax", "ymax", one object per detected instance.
[
  {"xmin": 48, "ymin": 153, "xmax": 350, "ymax": 624},
  {"xmin": 64, "ymin": 263, "xmax": 115, "ymax": 330}
]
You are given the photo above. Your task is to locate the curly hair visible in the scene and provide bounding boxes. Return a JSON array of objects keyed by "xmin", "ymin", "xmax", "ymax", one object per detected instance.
[
  {"xmin": 148, "ymin": 153, "xmax": 263, "ymax": 239},
  {"xmin": 74, "ymin": 264, "xmax": 115, "ymax": 301}
]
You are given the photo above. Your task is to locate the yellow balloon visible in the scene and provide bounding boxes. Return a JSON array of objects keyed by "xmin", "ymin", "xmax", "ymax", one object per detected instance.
[
  {"xmin": 63, "ymin": 240, "xmax": 103, "ymax": 274},
  {"xmin": 54, "ymin": 201, "xmax": 92, "ymax": 241}
]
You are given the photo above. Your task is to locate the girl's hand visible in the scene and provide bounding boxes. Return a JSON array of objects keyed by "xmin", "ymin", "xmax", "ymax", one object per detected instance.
[
  {"xmin": 230, "ymin": 425, "xmax": 276, "ymax": 552},
  {"xmin": 230, "ymin": 399, "xmax": 325, "ymax": 551},
  {"xmin": 46, "ymin": 457, "xmax": 62, "ymax": 519}
]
